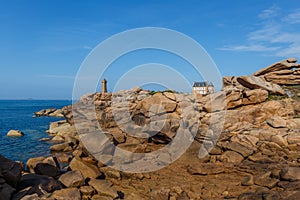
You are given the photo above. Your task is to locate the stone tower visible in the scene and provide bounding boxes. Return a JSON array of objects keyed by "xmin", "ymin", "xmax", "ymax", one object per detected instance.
[{"xmin": 101, "ymin": 79, "xmax": 107, "ymax": 94}]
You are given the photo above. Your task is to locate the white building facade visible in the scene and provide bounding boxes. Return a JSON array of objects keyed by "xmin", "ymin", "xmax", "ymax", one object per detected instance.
[{"xmin": 192, "ymin": 81, "xmax": 214, "ymax": 96}]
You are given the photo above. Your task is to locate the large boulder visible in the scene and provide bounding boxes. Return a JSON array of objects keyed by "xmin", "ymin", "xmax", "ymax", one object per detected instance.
[
  {"xmin": 219, "ymin": 151, "xmax": 244, "ymax": 163},
  {"xmin": 226, "ymin": 88, "xmax": 269, "ymax": 109},
  {"xmin": 6, "ymin": 130, "xmax": 24, "ymax": 137},
  {"xmin": 204, "ymin": 88, "xmax": 268, "ymax": 111},
  {"xmin": 267, "ymin": 116, "xmax": 287, "ymax": 128},
  {"xmin": 237, "ymin": 75, "xmax": 285, "ymax": 95},
  {"xmin": 69, "ymin": 157, "xmax": 102, "ymax": 179},
  {"xmin": 0, "ymin": 154, "xmax": 22, "ymax": 187},
  {"xmin": 223, "ymin": 99, "xmax": 294, "ymax": 127},
  {"xmin": 34, "ymin": 163, "xmax": 61, "ymax": 177},
  {"xmin": 280, "ymin": 167, "xmax": 300, "ymax": 181},
  {"xmin": 26, "ymin": 156, "xmax": 45, "ymax": 173},
  {"xmin": 0, "ymin": 183, "xmax": 16, "ymax": 200},
  {"xmin": 287, "ymin": 132, "xmax": 300, "ymax": 145},
  {"xmin": 139, "ymin": 92, "xmax": 177, "ymax": 116},
  {"xmin": 50, "ymin": 142, "xmax": 72, "ymax": 152},
  {"xmin": 17, "ymin": 174, "xmax": 61, "ymax": 195},
  {"xmin": 47, "ymin": 122, "xmax": 76, "ymax": 137},
  {"xmin": 203, "ymin": 92, "xmax": 226, "ymax": 112},
  {"xmin": 220, "ymin": 134, "xmax": 258, "ymax": 158},
  {"xmin": 264, "ymin": 74, "xmax": 300, "ymax": 85},
  {"xmin": 79, "ymin": 186, "xmax": 96, "ymax": 198},
  {"xmin": 241, "ymin": 89, "xmax": 268, "ymax": 105},
  {"xmin": 0, "ymin": 155, "xmax": 19, "ymax": 199},
  {"xmin": 49, "ymin": 109, "xmax": 64, "ymax": 117},
  {"xmin": 225, "ymin": 89, "xmax": 243, "ymax": 109},
  {"xmin": 58, "ymin": 170, "xmax": 85, "ymax": 188},
  {"xmin": 48, "ymin": 120, "xmax": 67, "ymax": 131},
  {"xmin": 34, "ymin": 108, "xmax": 57, "ymax": 117},
  {"xmin": 11, "ymin": 186, "xmax": 38, "ymax": 200},
  {"xmin": 253, "ymin": 58, "xmax": 300, "ymax": 85},
  {"xmin": 88, "ymin": 178, "xmax": 118, "ymax": 199},
  {"xmin": 51, "ymin": 188, "xmax": 81, "ymax": 200},
  {"xmin": 254, "ymin": 58, "xmax": 299, "ymax": 76},
  {"xmin": 222, "ymin": 76, "xmax": 244, "ymax": 89}
]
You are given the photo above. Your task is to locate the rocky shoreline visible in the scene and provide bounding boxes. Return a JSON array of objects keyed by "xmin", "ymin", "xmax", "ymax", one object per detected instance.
[{"xmin": 1, "ymin": 58, "xmax": 300, "ymax": 199}]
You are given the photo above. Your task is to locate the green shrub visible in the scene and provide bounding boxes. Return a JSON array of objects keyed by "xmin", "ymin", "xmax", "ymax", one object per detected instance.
[{"xmin": 149, "ymin": 89, "xmax": 177, "ymax": 95}]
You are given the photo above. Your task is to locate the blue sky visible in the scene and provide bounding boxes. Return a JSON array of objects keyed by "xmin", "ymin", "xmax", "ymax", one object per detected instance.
[{"xmin": 0, "ymin": 0, "xmax": 300, "ymax": 99}]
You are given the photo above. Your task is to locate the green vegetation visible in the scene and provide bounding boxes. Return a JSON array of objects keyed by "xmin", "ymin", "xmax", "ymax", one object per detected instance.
[
  {"xmin": 149, "ymin": 89, "xmax": 177, "ymax": 95},
  {"xmin": 149, "ymin": 91, "xmax": 161, "ymax": 95},
  {"xmin": 267, "ymin": 85, "xmax": 300, "ymax": 102},
  {"xmin": 267, "ymin": 94, "xmax": 287, "ymax": 101},
  {"xmin": 282, "ymin": 85, "xmax": 300, "ymax": 102},
  {"xmin": 162, "ymin": 89, "xmax": 176, "ymax": 93}
]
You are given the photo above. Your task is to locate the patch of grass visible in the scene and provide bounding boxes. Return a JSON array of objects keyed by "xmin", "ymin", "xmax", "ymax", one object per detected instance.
[
  {"xmin": 149, "ymin": 89, "xmax": 177, "ymax": 95},
  {"xmin": 149, "ymin": 91, "xmax": 162, "ymax": 95},
  {"xmin": 267, "ymin": 94, "xmax": 286, "ymax": 101},
  {"xmin": 162, "ymin": 89, "xmax": 176, "ymax": 93}
]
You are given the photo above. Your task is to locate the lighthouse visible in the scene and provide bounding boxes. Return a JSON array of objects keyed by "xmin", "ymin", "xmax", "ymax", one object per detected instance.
[{"xmin": 101, "ymin": 79, "xmax": 107, "ymax": 94}]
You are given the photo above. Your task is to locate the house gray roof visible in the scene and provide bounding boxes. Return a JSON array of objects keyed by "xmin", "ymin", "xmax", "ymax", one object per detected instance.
[{"xmin": 193, "ymin": 82, "xmax": 214, "ymax": 87}]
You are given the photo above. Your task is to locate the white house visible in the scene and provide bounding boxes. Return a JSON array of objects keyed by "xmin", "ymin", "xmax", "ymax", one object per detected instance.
[{"xmin": 192, "ymin": 81, "xmax": 214, "ymax": 96}]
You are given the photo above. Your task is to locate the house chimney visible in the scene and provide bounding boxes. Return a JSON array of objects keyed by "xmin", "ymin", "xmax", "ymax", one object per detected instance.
[{"xmin": 101, "ymin": 79, "xmax": 107, "ymax": 94}]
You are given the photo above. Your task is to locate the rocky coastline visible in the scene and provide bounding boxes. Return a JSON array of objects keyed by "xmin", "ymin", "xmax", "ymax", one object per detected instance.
[{"xmin": 2, "ymin": 58, "xmax": 300, "ymax": 199}]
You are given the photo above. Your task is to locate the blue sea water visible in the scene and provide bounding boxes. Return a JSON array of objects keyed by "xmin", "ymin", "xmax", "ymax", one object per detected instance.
[{"xmin": 0, "ymin": 100, "xmax": 71, "ymax": 163}]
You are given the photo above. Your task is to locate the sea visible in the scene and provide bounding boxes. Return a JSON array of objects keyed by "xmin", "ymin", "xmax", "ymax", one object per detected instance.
[{"xmin": 0, "ymin": 100, "xmax": 71, "ymax": 163}]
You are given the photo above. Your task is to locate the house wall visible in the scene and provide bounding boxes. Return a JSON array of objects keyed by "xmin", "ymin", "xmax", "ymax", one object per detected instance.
[{"xmin": 192, "ymin": 86, "xmax": 214, "ymax": 96}]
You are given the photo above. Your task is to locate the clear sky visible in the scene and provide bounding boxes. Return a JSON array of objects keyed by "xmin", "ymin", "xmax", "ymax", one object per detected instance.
[{"xmin": 1, "ymin": 0, "xmax": 300, "ymax": 99}]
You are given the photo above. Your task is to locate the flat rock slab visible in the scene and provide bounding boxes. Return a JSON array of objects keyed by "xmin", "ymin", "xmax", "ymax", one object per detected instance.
[
  {"xmin": 59, "ymin": 170, "xmax": 85, "ymax": 188},
  {"xmin": 88, "ymin": 178, "xmax": 118, "ymax": 199},
  {"xmin": 51, "ymin": 188, "xmax": 81, "ymax": 200},
  {"xmin": 280, "ymin": 167, "xmax": 300, "ymax": 181},
  {"xmin": 69, "ymin": 157, "xmax": 102, "ymax": 179}
]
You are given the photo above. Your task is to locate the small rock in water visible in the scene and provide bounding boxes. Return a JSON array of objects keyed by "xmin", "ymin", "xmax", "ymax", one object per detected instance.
[
  {"xmin": 39, "ymin": 138, "xmax": 51, "ymax": 142},
  {"xmin": 7, "ymin": 130, "xmax": 24, "ymax": 137}
]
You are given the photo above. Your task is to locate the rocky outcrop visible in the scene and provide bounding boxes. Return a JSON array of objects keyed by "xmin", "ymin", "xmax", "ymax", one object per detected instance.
[
  {"xmin": 254, "ymin": 58, "xmax": 298, "ymax": 76},
  {"xmin": 280, "ymin": 167, "xmax": 300, "ymax": 181},
  {"xmin": 223, "ymin": 76, "xmax": 244, "ymax": 89},
  {"xmin": 0, "ymin": 154, "xmax": 22, "ymax": 199},
  {"xmin": 17, "ymin": 173, "xmax": 62, "ymax": 195},
  {"xmin": 222, "ymin": 59, "xmax": 300, "ymax": 97},
  {"xmin": 34, "ymin": 108, "xmax": 64, "ymax": 118},
  {"xmin": 254, "ymin": 58, "xmax": 300, "ymax": 85},
  {"xmin": 58, "ymin": 170, "xmax": 85, "ymax": 188},
  {"xmin": 6, "ymin": 130, "xmax": 24, "ymax": 137},
  {"xmin": 51, "ymin": 188, "xmax": 82, "ymax": 200},
  {"xmin": 44, "ymin": 84, "xmax": 298, "ymax": 198},
  {"xmin": 88, "ymin": 178, "xmax": 119, "ymax": 199},
  {"xmin": 0, "ymin": 155, "xmax": 22, "ymax": 187},
  {"xmin": 223, "ymin": 75, "xmax": 285, "ymax": 95},
  {"xmin": 202, "ymin": 88, "xmax": 268, "ymax": 112},
  {"xmin": 237, "ymin": 75, "xmax": 285, "ymax": 95},
  {"xmin": 69, "ymin": 157, "xmax": 102, "ymax": 179},
  {"xmin": 11, "ymin": 58, "xmax": 300, "ymax": 199}
]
